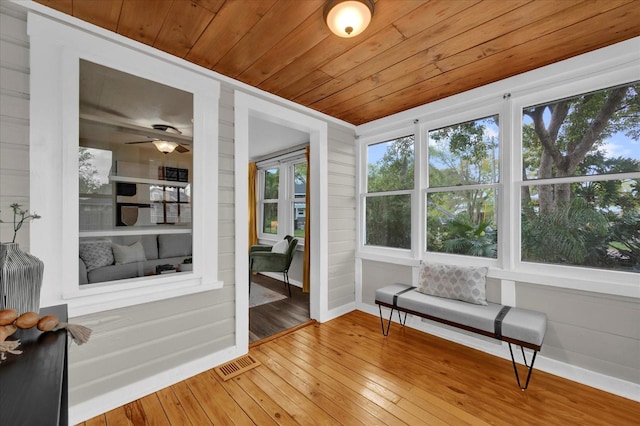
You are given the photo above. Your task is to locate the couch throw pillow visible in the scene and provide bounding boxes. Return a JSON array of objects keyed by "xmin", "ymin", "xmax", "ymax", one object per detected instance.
[
  {"xmin": 417, "ymin": 262, "xmax": 488, "ymax": 305},
  {"xmin": 79, "ymin": 241, "xmax": 114, "ymax": 271},
  {"xmin": 271, "ymin": 239, "xmax": 289, "ymax": 254},
  {"xmin": 112, "ymin": 241, "xmax": 147, "ymax": 265}
]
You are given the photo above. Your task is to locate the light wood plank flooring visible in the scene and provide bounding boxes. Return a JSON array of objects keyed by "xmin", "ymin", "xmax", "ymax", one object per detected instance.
[
  {"xmin": 249, "ymin": 274, "xmax": 310, "ymax": 343},
  {"xmin": 79, "ymin": 310, "xmax": 640, "ymax": 425}
]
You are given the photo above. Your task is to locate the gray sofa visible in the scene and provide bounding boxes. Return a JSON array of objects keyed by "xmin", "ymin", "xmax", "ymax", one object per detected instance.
[{"xmin": 79, "ymin": 233, "xmax": 192, "ymax": 284}]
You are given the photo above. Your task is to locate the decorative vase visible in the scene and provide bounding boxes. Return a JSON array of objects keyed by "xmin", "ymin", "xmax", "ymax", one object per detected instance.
[{"xmin": 0, "ymin": 242, "xmax": 44, "ymax": 314}]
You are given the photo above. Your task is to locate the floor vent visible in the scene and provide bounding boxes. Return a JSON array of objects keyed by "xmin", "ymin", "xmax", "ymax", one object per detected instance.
[{"xmin": 214, "ymin": 355, "xmax": 261, "ymax": 381}]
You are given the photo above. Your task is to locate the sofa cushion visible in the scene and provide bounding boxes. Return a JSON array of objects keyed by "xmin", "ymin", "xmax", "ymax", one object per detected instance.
[
  {"xmin": 79, "ymin": 241, "xmax": 114, "ymax": 271},
  {"xmin": 112, "ymin": 241, "xmax": 147, "ymax": 264},
  {"xmin": 113, "ymin": 235, "xmax": 159, "ymax": 260},
  {"xmin": 417, "ymin": 262, "xmax": 488, "ymax": 305},
  {"xmin": 158, "ymin": 233, "xmax": 192, "ymax": 259}
]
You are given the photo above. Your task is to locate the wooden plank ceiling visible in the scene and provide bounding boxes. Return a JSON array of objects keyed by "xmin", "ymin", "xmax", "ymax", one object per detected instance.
[{"xmin": 35, "ymin": 0, "xmax": 640, "ymax": 125}]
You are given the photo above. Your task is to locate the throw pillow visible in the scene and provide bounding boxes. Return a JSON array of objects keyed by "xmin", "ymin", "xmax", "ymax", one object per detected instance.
[
  {"xmin": 112, "ymin": 241, "xmax": 147, "ymax": 265},
  {"xmin": 79, "ymin": 241, "xmax": 114, "ymax": 271},
  {"xmin": 417, "ymin": 262, "xmax": 488, "ymax": 305},
  {"xmin": 271, "ymin": 239, "xmax": 289, "ymax": 254}
]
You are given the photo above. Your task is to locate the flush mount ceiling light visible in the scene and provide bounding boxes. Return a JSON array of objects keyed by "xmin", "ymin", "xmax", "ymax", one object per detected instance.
[
  {"xmin": 324, "ymin": 0, "xmax": 374, "ymax": 38},
  {"xmin": 152, "ymin": 140, "xmax": 178, "ymax": 154}
]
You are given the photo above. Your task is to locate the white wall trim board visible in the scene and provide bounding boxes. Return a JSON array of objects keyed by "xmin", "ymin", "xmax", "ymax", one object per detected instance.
[
  {"xmin": 68, "ymin": 344, "xmax": 243, "ymax": 424},
  {"xmin": 260, "ymin": 272, "xmax": 303, "ymax": 288},
  {"xmin": 325, "ymin": 302, "xmax": 357, "ymax": 323},
  {"xmin": 357, "ymin": 304, "xmax": 640, "ymax": 402}
]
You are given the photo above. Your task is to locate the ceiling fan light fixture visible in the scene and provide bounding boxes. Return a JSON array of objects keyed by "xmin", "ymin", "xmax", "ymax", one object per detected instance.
[
  {"xmin": 152, "ymin": 140, "xmax": 178, "ymax": 154},
  {"xmin": 324, "ymin": 0, "xmax": 374, "ymax": 38}
]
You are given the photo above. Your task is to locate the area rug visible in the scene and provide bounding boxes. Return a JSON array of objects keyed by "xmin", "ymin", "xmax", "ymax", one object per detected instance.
[{"xmin": 249, "ymin": 283, "xmax": 287, "ymax": 308}]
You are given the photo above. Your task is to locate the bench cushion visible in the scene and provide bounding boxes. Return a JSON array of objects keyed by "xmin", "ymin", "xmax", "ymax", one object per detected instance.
[{"xmin": 375, "ymin": 284, "xmax": 547, "ymax": 348}]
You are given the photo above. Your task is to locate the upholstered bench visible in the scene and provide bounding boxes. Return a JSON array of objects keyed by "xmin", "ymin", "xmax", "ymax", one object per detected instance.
[{"xmin": 375, "ymin": 282, "xmax": 547, "ymax": 390}]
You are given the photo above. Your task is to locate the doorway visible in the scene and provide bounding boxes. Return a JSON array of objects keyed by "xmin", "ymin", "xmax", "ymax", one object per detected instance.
[{"xmin": 234, "ymin": 91, "xmax": 329, "ymax": 349}]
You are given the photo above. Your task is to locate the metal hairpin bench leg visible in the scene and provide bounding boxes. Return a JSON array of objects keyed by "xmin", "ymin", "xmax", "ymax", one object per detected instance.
[
  {"xmin": 508, "ymin": 343, "xmax": 538, "ymax": 390},
  {"xmin": 378, "ymin": 305, "xmax": 407, "ymax": 337}
]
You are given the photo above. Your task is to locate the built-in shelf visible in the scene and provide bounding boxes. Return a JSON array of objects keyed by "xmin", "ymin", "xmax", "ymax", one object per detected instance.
[
  {"xmin": 109, "ymin": 175, "xmax": 190, "ymax": 187},
  {"xmin": 80, "ymin": 226, "xmax": 191, "ymax": 238}
]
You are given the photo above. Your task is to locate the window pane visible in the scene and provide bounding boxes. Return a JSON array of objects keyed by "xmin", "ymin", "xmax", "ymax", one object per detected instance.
[
  {"xmin": 262, "ymin": 203, "xmax": 278, "ymax": 235},
  {"xmin": 79, "ymin": 147, "xmax": 113, "ymax": 231},
  {"xmin": 365, "ymin": 194, "xmax": 411, "ymax": 249},
  {"xmin": 522, "ymin": 82, "xmax": 640, "ymax": 180},
  {"xmin": 263, "ymin": 168, "xmax": 279, "ymax": 199},
  {"xmin": 294, "ymin": 162, "xmax": 307, "ymax": 198},
  {"xmin": 426, "ymin": 190, "xmax": 497, "ymax": 258},
  {"xmin": 522, "ymin": 180, "xmax": 639, "ymax": 272},
  {"xmin": 293, "ymin": 202, "xmax": 306, "ymax": 237},
  {"xmin": 428, "ymin": 115, "xmax": 499, "ymax": 187},
  {"xmin": 367, "ymin": 135, "xmax": 414, "ymax": 192}
]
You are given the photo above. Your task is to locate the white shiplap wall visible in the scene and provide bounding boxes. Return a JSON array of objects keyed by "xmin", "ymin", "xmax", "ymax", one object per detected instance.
[
  {"xmin": 327, "ymin": 124, "xmax": 357, "ymax": 311},
  {"xmin": 0, "ymin": 3, "xmax": 238, "ymax": 421},
  {"xmin": 68, "ymin": 82, "xmax": 238, "ymax": 421},
  {"xmin": 0, "ymin": 3, "xmax": 30, "ymax": 248}
]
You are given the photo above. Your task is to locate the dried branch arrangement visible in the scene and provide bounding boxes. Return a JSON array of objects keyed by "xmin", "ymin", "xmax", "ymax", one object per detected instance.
[{"xmin": 0, "ymin": 309, "xmax": 92, "ymax": 362}]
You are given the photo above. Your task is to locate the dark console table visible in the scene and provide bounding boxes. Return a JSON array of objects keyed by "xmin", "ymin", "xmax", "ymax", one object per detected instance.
[{"xmin": 0, "ymin": 304, "xmax": 68, "ymax": 425}]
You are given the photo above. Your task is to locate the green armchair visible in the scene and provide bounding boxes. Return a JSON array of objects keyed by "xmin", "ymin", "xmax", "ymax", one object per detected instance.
[{"xmin": 249, "ymin": 235, "xmax": 299, "ymax": 297}]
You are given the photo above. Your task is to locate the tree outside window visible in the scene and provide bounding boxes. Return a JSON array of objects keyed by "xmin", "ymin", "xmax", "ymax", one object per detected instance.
[
  {"xmin": 521, "ymin": 82, "xmax": 639, "ymax": 272},
  {"xmin": 292, "ymin": 162, "xmax": 307, "ymax": 238},
  {"xmin": 365, "ymin": 136, "xmax": 414, "ymax": 249},
  {"xmin": 261, "ymin": 168, "xmax": 279, "ymax": 235},
  {"xmin": 426, "ymin": 116, "xmax": 499, "ymax": 258}
]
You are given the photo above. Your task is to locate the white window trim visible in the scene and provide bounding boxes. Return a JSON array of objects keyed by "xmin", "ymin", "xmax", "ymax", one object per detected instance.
[
  {"xmin": 358, "ymin": 125, "xmax": 417, "ymax": 259},
  {"xmin": 28, "ymin": 13, "xmax": 222, "ymax": 316},
  {"xmin": 257, "ymin": 153, "xmax": 307, "ymax": 244},
  {"xmin": 355, "ymin": 38, "xmax": 640, "ymax": 298}
]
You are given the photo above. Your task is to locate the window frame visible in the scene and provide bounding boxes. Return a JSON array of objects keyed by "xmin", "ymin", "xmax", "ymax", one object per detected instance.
[
  {"xmin": 423, "ymin": 112, "xmax": 502, "ymax": 265},
  {"xmin": 512, "ymin": 79, "xmax": 640, "ymax": 285},
  {"xmin": 256, "ymin": 151, "xmax": 307, "ymax": 245},
  {"xmin": 355, "ymin": 52, "xmax": 639, "ymax": 296},
  {"xmin": 28, "ymin": 14, "xmax": 222, "ymax": 316},
  {"xmin": 359, "ymin": 126, "xmax": 417, "ymax": 259},
  {"xmin": 258, "ymin": 167, "xmax": 280, "ymax": 237}
]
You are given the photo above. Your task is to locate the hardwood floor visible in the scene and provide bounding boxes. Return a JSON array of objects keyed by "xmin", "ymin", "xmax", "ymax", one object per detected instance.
[
  {"xmin": 79, "ymin": 310, "xmax": 640, "ymax": 426},
  {"xmin": 249, "ymin": 273, "xmax": 310, "ymax": 343}
]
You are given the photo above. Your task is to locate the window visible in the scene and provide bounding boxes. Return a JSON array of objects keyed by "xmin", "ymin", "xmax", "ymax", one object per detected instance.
[
  {"xmin": 364, "ymin": 136, "xmax": 414, "ymax": 249},
  {"xmin": 292, "ymin": 161, "xmax": 307, "ymax": 238},
  {"xmin": 521, "ymin": 82, "xmax": 639, "ymax": 272},
  {"xmin": 260, "ymin": 168, "xmax": 279, "ymax": 235},
  {"xmin": 78, "ymin": 60, "xmax": 194, "ymax": 286},
  {"xmin": 426, "ymin": 116, "xmax": 499, "ymax": 258},
  {"xmin": 29, "ymin": 15, "xmax": 221, "ymax": 315},
  {"xmin": 257, "ymin": 153, "xmax": 307, "ymax": 241}
]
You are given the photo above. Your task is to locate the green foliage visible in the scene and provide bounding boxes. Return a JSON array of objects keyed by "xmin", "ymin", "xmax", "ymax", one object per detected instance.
[
  {"xmin": 522, "ymin": 198, "xmax": 609, "ymax": 265},
  {"xmin": 441, "ymin": 216, "xmax": 497, "ymax": 258},
  {"xmin": 365, "ymin": 195, "xmax": 411, "ymax": 249},
  {"xmin": 365, "ymin": 137, "xmax": 414, "ymax": 249},
  {"xmin": 263, "ymin": 168, "xmax": 279, "ymax": 199},
  {"xmin": 367, "ymin": 136, "xmax": 414, "ymax": 192}
]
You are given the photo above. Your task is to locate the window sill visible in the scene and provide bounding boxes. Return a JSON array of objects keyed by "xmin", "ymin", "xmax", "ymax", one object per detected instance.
[{"xmin": 63, "ymin": 274, "xmax": 223, "ymax": 316}]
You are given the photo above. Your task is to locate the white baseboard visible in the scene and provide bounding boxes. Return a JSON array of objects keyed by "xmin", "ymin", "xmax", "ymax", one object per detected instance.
[
  {"xmin": 69, "ymin": 345, "xmax": 245, "ymax": 424},
  {"xmin": 358, "ymin": 303, "xmax": 640, "ymax": 402},
  {"xmin": 322, "ymin": 301, "xmax": 356, "ymax": 323}
]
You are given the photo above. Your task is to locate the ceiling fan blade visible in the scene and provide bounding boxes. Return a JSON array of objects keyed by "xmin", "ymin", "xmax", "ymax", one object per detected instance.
[
  {"xmin": 175, "ymin": 144, "xmax": 190, "ymax": 153},
  {"xmin": 125, "ymin": 140, "xmax": 153, "ymax": 144}
]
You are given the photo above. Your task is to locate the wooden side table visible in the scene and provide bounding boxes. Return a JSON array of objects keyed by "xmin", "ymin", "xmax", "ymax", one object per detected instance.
[{"xmin": 0, "ymin": 304, "xmax": 68, "ymax": 425}]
